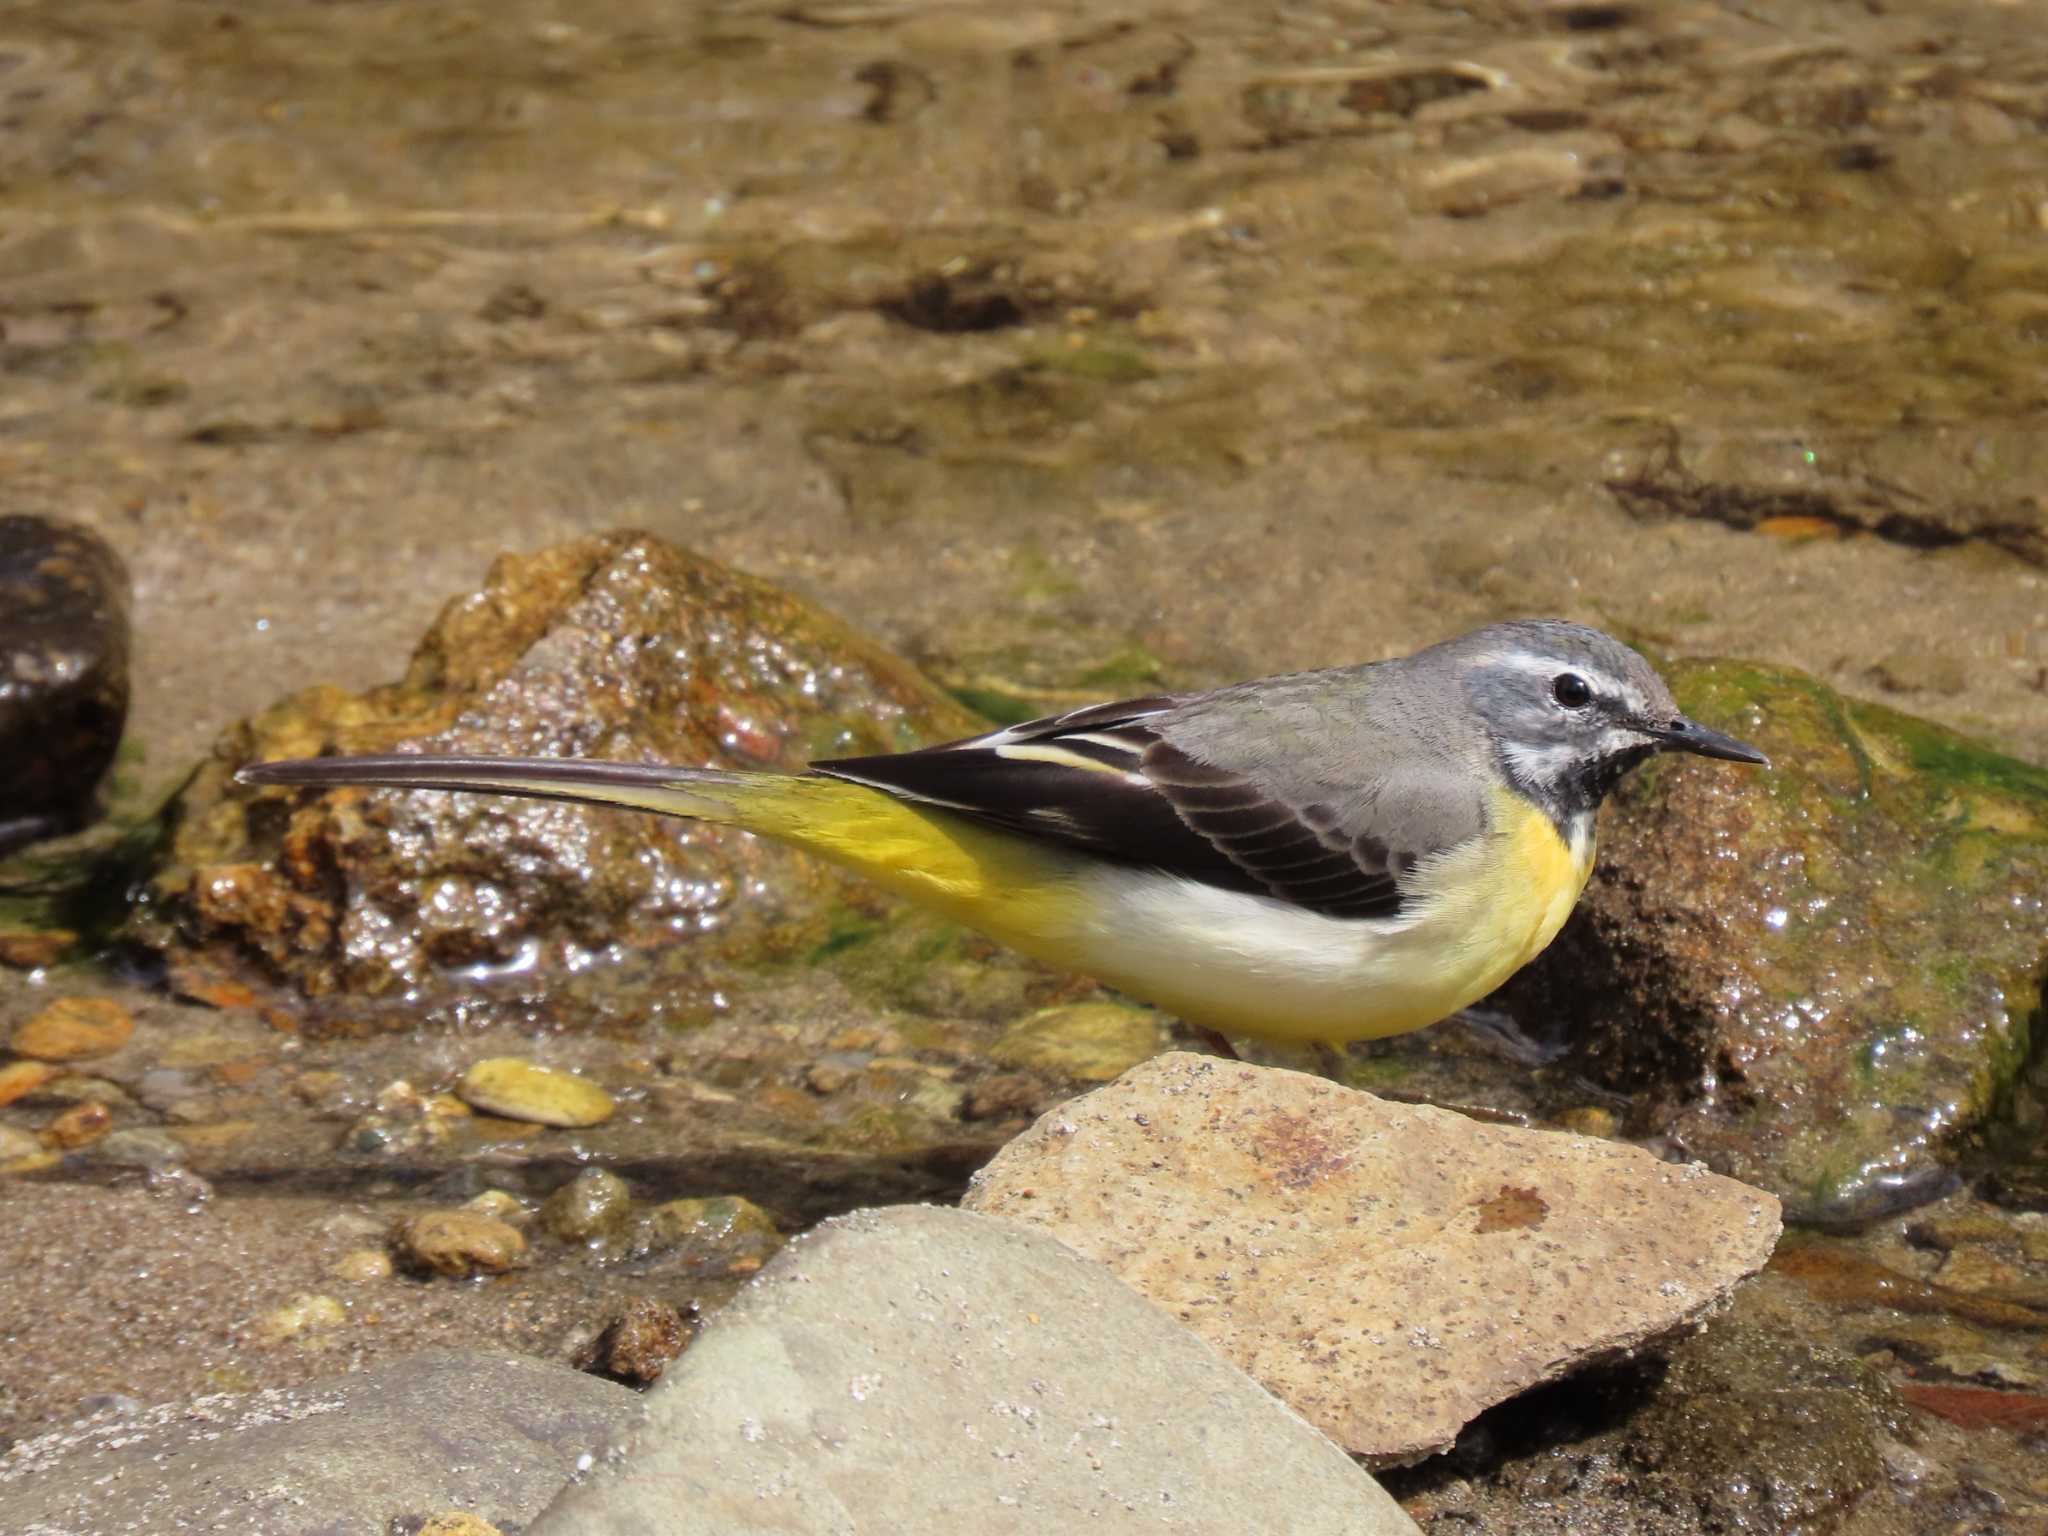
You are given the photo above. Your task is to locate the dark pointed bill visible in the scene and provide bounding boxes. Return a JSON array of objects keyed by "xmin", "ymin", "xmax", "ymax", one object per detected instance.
[{"xmin": 1651, "ymin": 717, "xmax": 1770, "ymax": 767}]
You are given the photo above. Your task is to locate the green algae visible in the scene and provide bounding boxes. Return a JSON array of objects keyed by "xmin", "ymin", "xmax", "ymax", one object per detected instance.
[{"xmin": 1507, "ymin": 657, "xmax": 2047, "ymax": 1225}]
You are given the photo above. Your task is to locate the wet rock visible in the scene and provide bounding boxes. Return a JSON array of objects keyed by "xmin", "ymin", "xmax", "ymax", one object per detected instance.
[
  {"xmin": 1897, "ymin": 1382, "xmax": 2048, "ymax": 1432},
  {"xmin": 1388, "ymin": 1298, "xmax": 1913, "ymax": 1535},
  {"xmin": 577, "ymin": 1295, "xmax": 693, "ymax": 1386},
  {"xmin": 9, "ymin": 994, "xmax": 133, "ymax": 1061},
  {"xmin": 146, "ymin": 532, "xmax": 980, "ymax": 1011},
  {"xmin": 627, "ymin": 1195, "xmax": 784, "ymax": 1279},
  {"xmin": 86, "ymin": 1126, "xmax": 187, "ymax": 1169},
  {"xmin": 0, "ymin": 515, "xmax": 130, "ymax": 851},
  {"xmin": 529, "ymin": 1205, "xmax": 1419, "ymax": 1535},
  {"xmin": 395, "ymin": 1209, "xmax": 528, "ymax": 1278},
  {"xmin": 989, "ymin": 998, "xmax": 1167, "ymax": 1081},
  {"xmin": 965, "ymin": 1053, "xmax": 1781, "ymax": 1464},
  {"xmin": 540, "ymin": 1168, "xmax": 634, "ymax": 1245},
  {"xmin": 457, "ymin": 1057, "xmax": 614, "ymax": 1128},
  {"xmin": 0, "ymin": 1349, "xmax": 638, "ymax": 1533},
  {"xmin": 1498, "ymin": 658, "xmax": 2048, "ymax": 1225},
  {"xmin": 1768, "ymin": 1243, "xmax": 2048, "ymax": 1331}
]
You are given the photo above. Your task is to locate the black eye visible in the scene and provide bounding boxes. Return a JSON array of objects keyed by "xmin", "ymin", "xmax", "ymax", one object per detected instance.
[{"xmin": 1551, "ymin": 672, "xmax": 1593, "ymax": 708}]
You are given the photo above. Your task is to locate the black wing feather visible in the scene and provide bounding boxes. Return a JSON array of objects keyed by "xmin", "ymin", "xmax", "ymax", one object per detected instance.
[{"xmin": 811, "ymin": 700, "xmax": 1406, "ymax": 921}]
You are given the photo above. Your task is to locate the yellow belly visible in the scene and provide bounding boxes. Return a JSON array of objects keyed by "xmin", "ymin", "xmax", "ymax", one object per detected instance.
[
  {"xmin": 743, "ymin": 774, "xmax": 1594, "ymax": 1047},
  {"xmin": 1060, "ymin": 787, "xmax": 1596, "ymax": 1044}
]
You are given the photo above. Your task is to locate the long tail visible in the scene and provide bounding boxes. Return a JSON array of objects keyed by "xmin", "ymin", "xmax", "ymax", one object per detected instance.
[
  {"xmin": 233, "ymin": 753, "xmax": 1080, "ymax": 955},
  {"xmin": 236, "ymin": 754, "xmax": 756, "ymax": 824}
]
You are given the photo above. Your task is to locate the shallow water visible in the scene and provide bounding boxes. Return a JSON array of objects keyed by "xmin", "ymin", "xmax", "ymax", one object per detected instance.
[
  {"xmin": 2, "ymin": 0, "xmax": 2044, "ymax": 806},
  {"xmin": 3, "ymin": 0, "xmax": 2047, "ymax": 1527}
]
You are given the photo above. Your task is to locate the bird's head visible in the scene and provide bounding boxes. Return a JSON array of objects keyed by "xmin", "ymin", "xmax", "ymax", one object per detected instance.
[{"xmin": 1454, "ymin": 621, "xmax": 1767, "ymax": 822}]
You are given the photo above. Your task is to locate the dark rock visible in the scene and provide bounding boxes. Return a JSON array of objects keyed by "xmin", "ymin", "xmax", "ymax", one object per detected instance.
[
  {"xmin": 1498, "ymin": 658, "xmax": 2048, "ymax": 1226},
  {"xmin": 143, "ymin": 532, "xmax": 981, "ymax": 1015},
  {"xmin": 577, "ymin": 1296, "xmax": 694, "ymax": 1386},
  {"xmin": 1387, "ymin": 1299, "xmax": 1915, "ymax": 1536},
  {"xmin": 0, "ymin": 1349, "xmax": 638, "ymax": 1535},
  {"xmin": 0, "ymin": 515, "xmax": 129, "ymax": 851}
]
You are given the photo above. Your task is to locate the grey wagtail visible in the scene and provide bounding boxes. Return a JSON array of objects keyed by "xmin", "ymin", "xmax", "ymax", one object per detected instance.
[{"xmin": 237, "ymin": 621, "xmax": 1765, "ymax": 1046}]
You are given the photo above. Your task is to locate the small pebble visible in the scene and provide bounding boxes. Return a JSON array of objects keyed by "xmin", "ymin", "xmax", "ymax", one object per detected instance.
[
  {"xmin": 332, "ymin": 1248, "xmax": 394, "ymax": 1283},
  {"xmin": 1555, "ymin": 1106, "xmax": 1621, "ymax": 1139},
  {"xmin": 417, "ymin": 1513, "xmax": 506, "ymax": 1536},
  {"xmin": 1936, "ymin": 1246, "xmax": 2025, "ymax": 1294},
  {"xmin": 0, "ymin": 1059, "xmax": 57, "ymax": 1106},
  {"xmin": 540, "ymin": 1168, "xmax": 634, "ymax": 1245},
  {"xmin": 960, "ymin": 1072, "xmax": 1044, "ymax": 1122},
  {"xmin": 396, "ymin": 1209, "xmax": 527, "ymax": 1277},
  {"xmin": 40, "ymin": 1100, "xmax": 112, "ymax": 1149},
  {"xmin": 258, "ymin": 1292, "xmax": 347, "ymax": 1343},
  {"xmin": 10, "ymin": 997, "xmax": 134, "ymax": 1062},
  {"xmin": 456, "ymin": 1056, "xmax": 614, "ymax": 1127},
  {"xmin": 0, "ymin": 928, "xmax": 75, "ymax": 969},
  {"xmin": 578, "ymin": 1295, "xmax": 693, "ymax": 1385},
  {"xmin": 89, "ymin": 1128, "xmax": 189, "ymax": 1168},
  {"xmin": 803, "ymin": 1060, "xmax": 857, "ymax": 1095},
  {"xmin": 631, "ymin": 1195, "xmax": 783, "ymax": 1277},
  {"xmin": 465, "ymin": 1189, "xmax": 530, "ymax": 1224}
]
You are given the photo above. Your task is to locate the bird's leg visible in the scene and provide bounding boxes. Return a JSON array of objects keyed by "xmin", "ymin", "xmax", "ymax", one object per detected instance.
[
  {"xmin": 1312, "ymin": 1041, "xmax": 1349, "ymax": 1082},
  {"xmin": 1451, "ymin": 1006, "xmax": 1568, "ymax": 1068},
  {"xmin": 1180, "ymin": 1023, "xmax": 1240, "ymax": 1060}
]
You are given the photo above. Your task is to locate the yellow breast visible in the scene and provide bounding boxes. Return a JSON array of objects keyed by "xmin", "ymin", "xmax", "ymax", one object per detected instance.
[{"xmin": 1492, "ymin": 788, "xmax": 1597, "ymax": 975}]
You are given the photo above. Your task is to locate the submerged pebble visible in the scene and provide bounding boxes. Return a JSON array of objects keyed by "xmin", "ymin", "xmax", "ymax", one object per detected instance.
[
  {"xmin": 417, "ymin": 1515, "xmax": 506, "ymax": 1536},
  {"xmin": 331, "ymin": 1248, "xmax": 393, "ymax": 1283},
  {"xmin": 0, "ymin": 1060, "xmax": 58, "ymax": 1106},
  {"xmin": 456, "ymin": 1057, "xmax": 614, "ymax": 1128},
  {"xmin": 989, "ymin": 999, "xmax": 1164, "ymax": 1082},
  {"xmin": 10, "ymin": 997, "xmax": 134, "ymax": 1062},
  {"xmin": 540, "ymin": 1168, "xmax": 634, "ymax": 1245},
  {"xmin": 630, "ymin": 1195, "xmax": 783, "ymax": 1278},
  {"xmin": 39, "ymin": 1101, "xmax": 112, "ymax": 1150},
  {"xmin": 258, "ymin": 1293, "xmax": 347, "ymax": 1344},
  {"xmin": 464, "ymin": 1188, "xmax": 530, "ymax": 1224},
  {"xmin": 395, "ymin": 1210, "xmax": 527, "ymax": 1277},
  {"xmin": 0, "ymin": 1124, "xmax": 41, "ymax": 1160}
]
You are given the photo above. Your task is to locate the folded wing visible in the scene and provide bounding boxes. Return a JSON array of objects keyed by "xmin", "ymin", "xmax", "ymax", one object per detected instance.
[{"xmin": 812, "ymin": 696, "xmax": 1413, "ymax": 920}]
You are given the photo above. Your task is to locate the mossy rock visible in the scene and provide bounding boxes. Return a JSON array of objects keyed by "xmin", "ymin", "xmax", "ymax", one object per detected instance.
[
  {"xmin": 138, "ymin": 533, "xmax": 984, "ymax": 1017},
  {"xmin": 1503, "ymin": 658, "xmax": 2047, "ymax": 1225}
]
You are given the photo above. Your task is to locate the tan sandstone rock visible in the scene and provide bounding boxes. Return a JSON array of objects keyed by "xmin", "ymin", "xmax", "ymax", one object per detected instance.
[{"xmin": 965, "ymin": 1052, "xmax": 1782, "ymax": 1464}]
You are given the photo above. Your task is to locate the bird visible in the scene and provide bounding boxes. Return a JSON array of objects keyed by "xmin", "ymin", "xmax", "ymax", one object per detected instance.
[{"xmin": 237, "ymin": 620, "xmax": 1766, "ymax": 1050}]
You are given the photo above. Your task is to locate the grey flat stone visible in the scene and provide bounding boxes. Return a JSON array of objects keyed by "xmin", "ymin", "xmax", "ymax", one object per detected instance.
[
  {"xmin": 531, "ymin": 1204, "xmax": 1417, "ymax": 1535},
  {"xmin": 0, "ymin": 1349, "xmax": 638, "ymax": 1536}
]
